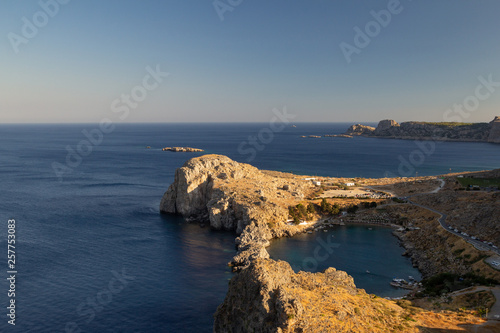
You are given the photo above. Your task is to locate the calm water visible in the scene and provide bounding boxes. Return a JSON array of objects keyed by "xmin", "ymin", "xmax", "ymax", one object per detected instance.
[
  {"xmin": 0, "ymin": 123, "xmax": 499, "ymax": 332},
  {"xmin": 267, "ymin": 224, "xmax": 421, "ymax": 298}
]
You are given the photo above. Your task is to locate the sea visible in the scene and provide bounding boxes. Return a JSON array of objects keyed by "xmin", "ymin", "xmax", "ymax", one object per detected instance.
[{"xmin": 1, "ymin": 123, "xmax": 499, "ymax": 332}]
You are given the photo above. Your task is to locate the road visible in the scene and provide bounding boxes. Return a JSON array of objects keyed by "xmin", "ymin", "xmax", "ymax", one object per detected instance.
[
  {"xmin": 404, "ymin": 178, "xmax": 500, "ymax": 256},
  {"xmin": 405, "ymin": 179, "xmax": 500, "ymax": 326},
  {"xmin": 449, "ymin": 286, "xmax": 500, "ymax": 322},
  {"xmin": 489, "ymin": 287, "xmax": 500, "ymax": 321}
]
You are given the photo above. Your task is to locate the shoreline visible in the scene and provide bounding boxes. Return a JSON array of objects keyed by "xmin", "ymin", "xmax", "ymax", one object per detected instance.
[{"xmin": 160, "ymin": 154, "xmax": 500, "ymax": 331}]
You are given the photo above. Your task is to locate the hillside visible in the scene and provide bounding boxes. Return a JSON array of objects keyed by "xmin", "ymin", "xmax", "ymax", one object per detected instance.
[
  {"xmin": 344, "ymin": 117, "xmax": 500, "ymax": 143},
  {"xmin": 160, "ymin": 155, "xmax": 499, "ymax": 332}
]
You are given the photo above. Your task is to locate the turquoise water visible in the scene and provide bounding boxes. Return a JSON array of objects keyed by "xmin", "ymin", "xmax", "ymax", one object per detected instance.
[{"xmin": 267, "ymin": 224, "xmax": 420, "ymax": 298}]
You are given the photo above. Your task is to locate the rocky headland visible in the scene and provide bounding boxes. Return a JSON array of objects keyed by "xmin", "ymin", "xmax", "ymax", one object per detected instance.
[
  {"xmin": 160, "ymin": 155, "xmax": 498, "ymax": 332},
  {"xmin": 344, "ymin": 117, "xmax": 500, "ymax": 143},
  {"xmin": 159, "ymin": 154, "xmax": 314, "ymax": 270}
]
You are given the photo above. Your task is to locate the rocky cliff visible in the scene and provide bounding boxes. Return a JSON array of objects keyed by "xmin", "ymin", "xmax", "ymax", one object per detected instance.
[
  {"xmin": 160, "ymin": 154, "xmax": 314, "ymax": 234},
  {"xmin": 488, "ymin": 116, "xmax": 500, "ymax": 143},
  {"xmin": 344, "ymin": 124, "xmax": 375, "ymax": 136},
  {"xmin": 214, "ymin": 258, "xmax": 419, "ymax": 333},
  {"xmin": 160, "ymin": 154, "xmax": 315, "ymax": 270},
  {"xmin": 161, "ymin": 155, "xmax": 491, "ymax": 332},
  {"xmin": 345, "ymin": 117, "xmax": 500, "ymax": 142}
]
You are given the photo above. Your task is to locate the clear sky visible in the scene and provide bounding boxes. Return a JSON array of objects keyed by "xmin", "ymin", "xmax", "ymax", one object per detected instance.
[{"xmin": 1, "ymin": 0, "xmax": 499, "ymax": 123}]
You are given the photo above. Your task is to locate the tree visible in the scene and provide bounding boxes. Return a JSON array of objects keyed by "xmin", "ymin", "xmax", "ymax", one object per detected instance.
[
  {"xmin": 320, "ymin": 198, "xmax": 331, "ymax": 213},
  {"xmin": 307, "ymin": 203, "xmax": 315, "ymax": 214},
  {"xmin": 347, "ymin": 205, "xmax": 359, "ymax": 214},
  {"xmin": 297, "ymin": 203, "xmax": 307, "ymax": 217}
]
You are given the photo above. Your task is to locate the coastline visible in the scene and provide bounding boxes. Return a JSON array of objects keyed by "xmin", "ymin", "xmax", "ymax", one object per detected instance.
[
  {"xmin": 160, "ymin": 154, "xmax": 500, "ymax": 332},
  {"xmin": 343, "ymin": 117, "xmax": 500, "ymax": 144}
]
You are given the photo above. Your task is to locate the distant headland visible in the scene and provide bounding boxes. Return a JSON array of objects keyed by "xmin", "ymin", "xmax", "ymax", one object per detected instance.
[{"xmin": 344, "ymin": 116, "xmax": 500, "ymax": 143}]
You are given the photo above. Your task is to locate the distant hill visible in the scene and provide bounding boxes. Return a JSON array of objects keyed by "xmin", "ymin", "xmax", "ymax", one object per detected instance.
[{"xmin": 345, "ymin": 117, "xmax": 500, "ymax": 143}]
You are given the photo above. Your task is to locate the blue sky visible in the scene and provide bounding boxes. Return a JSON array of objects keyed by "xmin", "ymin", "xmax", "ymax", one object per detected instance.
[{"xmin": 1, "ymin": 0, "xmax": 499, "ymax": 123}]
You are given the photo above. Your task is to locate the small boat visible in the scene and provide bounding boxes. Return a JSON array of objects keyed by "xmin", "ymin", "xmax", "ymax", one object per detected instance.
[
  {"xmin": 307, "ymin": 231, "xmax": 312, "ymax": 234},
  {"xmin": 366, "ymin": 270, "xmax": 370, "ymax": 274}
]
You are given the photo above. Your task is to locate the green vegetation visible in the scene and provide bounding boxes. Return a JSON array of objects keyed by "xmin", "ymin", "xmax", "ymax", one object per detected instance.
[
  {"xmin": 421, "ymin": 273, "xmax": 498, "ymax": 297},
  {"xmin": 457, "ymin": 177, "xmax": 500, "ymax": 188},
  {"xmin": 320, "ymin": 199, "xmax": 340, "ymax": 215},
  {"xmin": 413, "ymin": 121, "xmax": 474, "ymax": 127},
  {"xmin": 346, "ymin": 205, "xmax": 359, "ymax": 214},
  {"xmin": 289, "ymin": 203, "xmax": 316, "ymax": 224},
  {"xmin": 363, "ymin": 201, "xmax": 378, "ymax": 209}
]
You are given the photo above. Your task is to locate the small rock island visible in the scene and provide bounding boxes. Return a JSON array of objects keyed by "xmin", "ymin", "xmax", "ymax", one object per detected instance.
[{"xmin": 162, "ymin": 147, "xmax": 204, "ymax": 152}]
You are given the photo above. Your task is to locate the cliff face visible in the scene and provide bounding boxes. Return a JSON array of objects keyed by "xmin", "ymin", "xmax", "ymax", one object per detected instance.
[
  {"xmin": 161, "ymin": 155, "xmax": 492, "ymax": 332},
  {"xmin": 345, "ymin": 117, "xmax": 500, "ymax": 142},
  {"xmin": 160, "ymin": 154, "xmax": 313, "ymax": 235},
  {"xmin": 488, "ymin": 116, "xmax": 500, "ymax": 143},
  {"xmin": 344, "ymin": 124, "xmax": 375, "ymax": 136},
  {"xmin": 214, "ymin": 258, "xmax": 416, "ymax": 333},
  {"xmin": 160, "ymin": 155, "xmax": 287, "ymax": 233},
  {"xmin": 374, "ymin": 119, "xmax": 400, "ymax": 135}
]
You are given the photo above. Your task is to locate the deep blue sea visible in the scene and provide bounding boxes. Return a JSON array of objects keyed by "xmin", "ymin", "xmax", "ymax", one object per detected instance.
[{"xmin": 0, "ymin": 123, "xmax": 499, "ymax": 332}]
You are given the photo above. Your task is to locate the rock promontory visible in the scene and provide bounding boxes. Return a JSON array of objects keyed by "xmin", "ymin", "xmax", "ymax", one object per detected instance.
[
  {"xmin": 160, "ymin": 154, "xmax": 315, "ymax": 269},
  {"xmin": 344, "ymin": 117, "xmax": 500, "ymax": 143},
  {"xmin": 160, "ymin": 155, "xmax": 492, "ymax": 332},
  {"xmin": 488, "ymin": 116, "xmax": 500, "ymax": 143},
  {"xmin": 214, "ymin": 258, "xmax": 416, "ymax": 333}
]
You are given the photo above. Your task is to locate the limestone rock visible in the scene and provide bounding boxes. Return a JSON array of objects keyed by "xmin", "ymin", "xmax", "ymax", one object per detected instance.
[
  {"xmin": 374, "ymin": 119, "xmax": 400, "ymax": 135},
  {"xmin": 214, "ymin": 259, "xmax": 412, "ymax": 333},
  {"xmin": 344, "ymin": 124, "xmax": 375, "ymax": 136},
  {"xmin": 162, "ymin": 147, "xmax": 204, "ymax": 152},
  {"xmin": 344, "ymin": 117, "xmax": 500, "ymax": 142},
  {"xmin": 488, "ymin": 116, "xmax": 500, "ymax": 143},
  {"xmin": 160, "ymin": 154, "xmax": 313, "ymax": 234}
]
